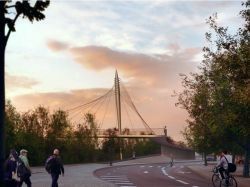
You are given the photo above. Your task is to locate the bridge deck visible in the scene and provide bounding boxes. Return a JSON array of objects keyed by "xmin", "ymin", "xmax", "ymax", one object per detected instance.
[{"xmin": 96, "ymin": 135, "xmax": 165, "ymax": 138}]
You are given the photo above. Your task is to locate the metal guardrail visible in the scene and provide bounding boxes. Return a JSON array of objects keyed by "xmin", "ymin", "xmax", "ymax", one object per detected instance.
[
  {"xmin": 96, "ymin": 134, "xmax": 165, "ymax": 138},
  {"xmin": 96, "ymin": 128, "xmax": 165, "ymax": 136}
]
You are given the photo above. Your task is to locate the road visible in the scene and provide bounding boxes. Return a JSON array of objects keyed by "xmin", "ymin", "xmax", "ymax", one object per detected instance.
[{"xmin": 95, "ymin": 162, "xmax": 210, "ymax": 187}]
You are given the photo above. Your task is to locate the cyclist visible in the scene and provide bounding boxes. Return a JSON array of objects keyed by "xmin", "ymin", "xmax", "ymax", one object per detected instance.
[{"xmin": 216, "ymin": 150, "xmax": 232, "ymax": 181}]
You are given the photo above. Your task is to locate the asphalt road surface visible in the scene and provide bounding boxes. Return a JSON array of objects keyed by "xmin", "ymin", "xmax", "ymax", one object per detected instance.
[{"xmin": 95, "ymin": 162, "xmax": 210, "ymax": 187}]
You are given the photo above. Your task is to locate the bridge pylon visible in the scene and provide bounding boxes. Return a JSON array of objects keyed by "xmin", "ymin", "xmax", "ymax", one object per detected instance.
[{"xmin": 115, "ymin": 70, "xmax": 123, "ymax": 160}]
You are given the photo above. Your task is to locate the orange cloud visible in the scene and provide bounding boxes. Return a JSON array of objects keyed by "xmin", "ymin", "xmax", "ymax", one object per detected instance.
[
  {"xmin": 12, "ymin": 88, "xmax": 109, "ymax": 111},
  {"xmin": 6, "ymin": 73, "xmax": 39, "ymax": 90},
  {"xmin": 69, "ymin": 45, "xmax": 200, "ymax": 88},
  {"xmin": 46, "ymin": 40, "xmax": 69, "ymax": 52}
]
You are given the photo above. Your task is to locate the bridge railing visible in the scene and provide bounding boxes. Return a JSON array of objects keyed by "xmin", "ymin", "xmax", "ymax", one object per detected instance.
[{"xmin": 96, "ymin": 128, "xmax": 165, "ymax": 136}]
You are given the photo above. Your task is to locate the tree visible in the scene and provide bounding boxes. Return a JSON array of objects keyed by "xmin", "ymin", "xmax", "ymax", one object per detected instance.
[
  {"xmin": 0, "ymin": 1, "xmax": 49, "ymax": 183},
  {"xmin": 5, "ymin": 101, "xmax": 21, "ymax": 152},
  {"xmin": 177, "ymin": 73, "xmax": 218, "ymax": 165},
  {"xmin": 178, "ymin": 1, "xmax": 250, "ymax": 176}
]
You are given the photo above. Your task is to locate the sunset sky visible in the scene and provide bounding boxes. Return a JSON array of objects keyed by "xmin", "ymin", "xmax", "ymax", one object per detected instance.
[{"xmin": 5, "ymin": 0, "xmax": 243, "ymax": 140}]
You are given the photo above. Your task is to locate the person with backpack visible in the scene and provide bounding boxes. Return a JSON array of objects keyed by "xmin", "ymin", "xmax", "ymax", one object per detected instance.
[
  {"xmin": 216, "ymin": 150, "xmax": 236, "ymax": 183},
  {"xmin": 4, "ymin": 149, "xmax": 19, "ymax": 187},
  {"xmin": 45, "ymin": 149, "xmax": 64, "ymax": 187},
  {"xmin": 18, "ymin": 149, "xmax": 32, "ymax": 187}
]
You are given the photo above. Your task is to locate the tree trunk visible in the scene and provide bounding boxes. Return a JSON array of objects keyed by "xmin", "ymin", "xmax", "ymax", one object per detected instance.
[
  {"xmin": 243, "ymin": 144, "xmax": 250, "ymax": 177},
  {"xmin": 232, "ymin": 154, "xmax": 235, "ymax": 164},
  {"xmin": 204, "ymin": 152, "xmax": 207, "ymax": 166},
  {"xmin": 0, "ymin": 1, "xmax": 6, "ymax": 186},
  {"xmin": 213, "ymin": 153, "xmax": 217, "ymax": 161}
]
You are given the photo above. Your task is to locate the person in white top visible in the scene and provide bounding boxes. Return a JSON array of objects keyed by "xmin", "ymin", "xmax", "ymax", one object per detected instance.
[{"xmin": 216, "ymin": 150, "xmax": 232, "ymax": 179}]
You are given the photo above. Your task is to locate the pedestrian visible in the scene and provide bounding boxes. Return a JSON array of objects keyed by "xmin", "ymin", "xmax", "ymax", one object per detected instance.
[
  {"xmin": 170, "ymin": 153, "xmax": 174, "ymax": 167},
  {"xmin": 4, "ymin": 149, "xmax": 19, "ymax": 187},
  {"xmin": 46, "ymin": 149, "xmax": 64, "ymax": 187},
  {"xmin": 18, "ymin": 149, "xmax": 32, "ymax": 187},
  {"xmin": 164, "ymin": 126, "xmax": 167, "ymax": 137}
]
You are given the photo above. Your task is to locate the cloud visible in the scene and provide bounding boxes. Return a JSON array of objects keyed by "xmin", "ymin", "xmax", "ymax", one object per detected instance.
[
  {"xmin": 6, "ymin": 73, "xmax": 39, "ymax": 90},
  {"xmin": 46, "ymin": 40, "xmax": 69, "ymax": 52},
  {"xmin": 69, "ymin": 45, "xmax": 200, "ymax": 88},
  {"xmin": 12, "ymin": 88, "xmax": 110, "ymax": 112}
]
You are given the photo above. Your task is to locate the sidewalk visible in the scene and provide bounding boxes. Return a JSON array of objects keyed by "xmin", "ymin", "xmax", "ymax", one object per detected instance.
[
  {"xmin": 187, "ymin": 164, "xmax": 250, "ymax": 187},
  {"xmin": 31, "ymin": 155, "xmax": 170, "ymax": 187},
  {"xmin": 31, "ymin": 163, "xmax": 116, "ymax": 187}
]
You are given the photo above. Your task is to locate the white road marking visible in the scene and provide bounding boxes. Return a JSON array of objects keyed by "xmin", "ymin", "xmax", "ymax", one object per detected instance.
[
  {"xmin": 100, "ymin": 176, "xmax": 128, "ymax": 180},
  {"xmin": 149, "ymin": 166, "xmax": 153, "ymax": 168},
  {"xmin": 144, "ymin": 171, "xmax": 149, "ymax": 173},
  {"xmin": 103, "ymin": 178, "xmax": 128, "ymax": 180},
  {"xmin": 106, "ymin": 179, "xmax": 130, "ymax": 182},
  {"xmin": 140, "ymin": 165, "xmax": 145, "ymax": 168},
  {"xmin": 176, "ymin": 180, "xmax": 189, "ymax": 184},
  {"xmin": 101, "ymin": 178, "xmax": 129, "ymax": 181},
  {"xmin": 192, "ymin": 186, "xmax": 199, "ymax": 187},
  {"xmin": 168, "ymin": 176, "xmax": 175, "ymax": 179},
  {"xmin": 161, "ymin": 168, "xmax": 168, "ymax": 176},
  {"xmin": 101, "ymin": 175, "xmax": 127, "ymax": 177},
  {"xmin": 115, "ymin": 182, "xmax": 134, "ymax": 185},
  {"xmin": 100, "ymin": 175, "xmax": 135, "ymax": 186},
  {"xmin": 177, "ymin": 171, "xmax": 191, "ymax": 174}
]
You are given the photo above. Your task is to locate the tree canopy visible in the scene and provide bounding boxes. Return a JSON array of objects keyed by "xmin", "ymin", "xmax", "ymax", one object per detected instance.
[
  {"xmin": 0, "ymin": 1, "xmax": 50, "ymax": 184},
  {"xmin": 177, "ymin": 0, "xmax": 250, "ymax": 176}
]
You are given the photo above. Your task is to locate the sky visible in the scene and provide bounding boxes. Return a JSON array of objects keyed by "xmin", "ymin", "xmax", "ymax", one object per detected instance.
[{"xmin": 5, "ymin": 0, "xmax": 244, "ymax": 141}]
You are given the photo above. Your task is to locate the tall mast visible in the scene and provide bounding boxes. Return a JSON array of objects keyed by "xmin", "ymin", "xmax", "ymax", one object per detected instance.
[
  {"xmin": 115, "ymin": 70, "xmax": 122, "ymax": 134},
  {"xmin": 115, "ymin": 71, "xmax": 123, "ymax": 160}
]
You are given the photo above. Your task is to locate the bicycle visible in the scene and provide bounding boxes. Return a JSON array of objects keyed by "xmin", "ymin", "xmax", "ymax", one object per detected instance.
[{"xmin": 212, "ymin": 167, "xmax": 237, "ymax": 187}]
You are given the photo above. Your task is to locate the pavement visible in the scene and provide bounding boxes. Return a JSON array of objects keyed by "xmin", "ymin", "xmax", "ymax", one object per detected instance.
[
  {"xmin": 31, "ymin": 163, "xmax": 116, "ymax": 187},
  {"xmin": 187, "ymin": 163, "xmax": 250, "ymax": 187},
  {"xmin": 31, "ymin": 155, "xmax": 170, "ymax": 187},
  {"xmin": 30, "ymin": 155, "xmax": 250, "ymax": 187}
]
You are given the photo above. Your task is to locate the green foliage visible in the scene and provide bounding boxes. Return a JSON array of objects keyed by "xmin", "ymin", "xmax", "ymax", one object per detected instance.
[
  {"xmin": 177, "ymin": 0, "xmax": 250, "ymax": 176},
  {"xmin": 3, "ymin": 0, "xmax": 50, "ymax": 46},
  {"xmin": 5, "ymin": 103, "xmax": 160, "ymax": 165},
  {"xmin": 14, "ymin": 0, "xmax": 49, "ymax": 22}
]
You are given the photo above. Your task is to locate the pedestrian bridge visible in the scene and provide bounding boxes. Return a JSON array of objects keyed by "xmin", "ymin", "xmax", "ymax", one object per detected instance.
[
  {"xmin": 65, "ymin": 71, "xmax": 194, "ymax": 159},
  {"xmin": 66, "ymin": 71, "xmax": 165, "ymax": 138}
]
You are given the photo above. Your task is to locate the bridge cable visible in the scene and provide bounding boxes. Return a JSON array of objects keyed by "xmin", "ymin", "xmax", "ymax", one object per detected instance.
[
  {"xmin": 100, "ymin": 87, "xmax": 114, "ymax": 129},
  {"xmin": 120, "ymin": 94, "xmax": 134, "ymax": 132},
  {"xmin": 74, "ymin": 87, "xmax": 114, "ymax": 125},
  {"xmin": 66, "ymin": 87, "xmax": 114, "ymax": 112},
  {"xmin": 120, "ymin": 81, "xmax": 154, "ymax": 134},
  {"xmin": 67, "ymin": 87, "xmax": 114, "ymax": 123}
]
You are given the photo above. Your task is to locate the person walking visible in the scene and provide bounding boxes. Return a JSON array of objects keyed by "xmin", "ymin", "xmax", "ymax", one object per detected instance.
[
  {"xmin": 4, "ymin": 149, "xmax": 19, "ymax": 187},
  {"xmin": 18, "ymin": 149, "xmax": 32, "ymax": 187},
  {"xmin": 46, "ymin": 149, "xmax": 64, "ymax": 187}
]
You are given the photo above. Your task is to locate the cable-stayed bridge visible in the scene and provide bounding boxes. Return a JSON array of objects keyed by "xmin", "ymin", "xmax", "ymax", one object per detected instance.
[
  {"xmin": 65, "ymin": 72, "xmax": 195, "ymax": 160},
  {"xmin": 66, "ymin": 71, "xmax": 165, "ymax": 138}
]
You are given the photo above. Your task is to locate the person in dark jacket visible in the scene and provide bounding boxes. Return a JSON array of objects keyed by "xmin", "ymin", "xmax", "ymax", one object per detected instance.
[
  {"xmin": 4, "ymin": 149, "xmax": 19, "ymax": 187},
  {"xmin": 49, "ymin": 149, "xmax": 64, "ymax": 187}
]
